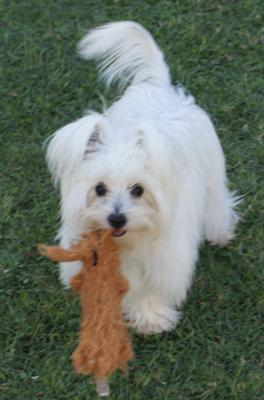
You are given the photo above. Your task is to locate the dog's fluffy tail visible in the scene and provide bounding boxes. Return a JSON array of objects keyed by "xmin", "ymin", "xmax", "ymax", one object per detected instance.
[{"xmin": 77, "ymin": 21, "xmax": 170, "ymax": 88}]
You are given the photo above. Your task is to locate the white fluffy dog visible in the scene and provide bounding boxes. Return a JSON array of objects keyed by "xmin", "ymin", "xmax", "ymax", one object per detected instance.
[{"xmin": 47, "ymin": 21, "xmax": 238, "ymax": 335}]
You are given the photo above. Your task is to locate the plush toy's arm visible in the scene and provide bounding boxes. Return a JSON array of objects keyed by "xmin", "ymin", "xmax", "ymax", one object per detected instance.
[
  {"xmin": 115, "ymin": 275, "xmax": 129, "ymax": 295},
  {"xmin": 70, "ymin": 271, "xmax": 85, "ymax": 293},
  {"xmin": 38, "ymin": 244, "xmax": 82, "ymax": 262}
]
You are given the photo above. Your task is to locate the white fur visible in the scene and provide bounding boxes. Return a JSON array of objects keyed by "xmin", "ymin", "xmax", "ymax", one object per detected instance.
[{"xmin": 47, "ymin": 21, "xmax": 239, "ymax": 334}]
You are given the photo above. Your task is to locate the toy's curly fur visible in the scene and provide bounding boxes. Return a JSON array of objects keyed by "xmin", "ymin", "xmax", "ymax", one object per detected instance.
[{"xmin": 39, "ymin": 230, "xmax": 133, "ymax": 381}]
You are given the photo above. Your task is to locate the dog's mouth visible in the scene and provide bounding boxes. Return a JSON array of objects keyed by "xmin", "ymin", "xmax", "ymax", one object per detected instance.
[{"xmin": 111, "ymin": 228, "xmax": 127, "ymax": 237}]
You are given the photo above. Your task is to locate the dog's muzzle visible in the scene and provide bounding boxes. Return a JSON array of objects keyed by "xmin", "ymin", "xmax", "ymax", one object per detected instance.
[{"xmin": 108, "ymin": 212, "xmax": 127, "ymax": 237}]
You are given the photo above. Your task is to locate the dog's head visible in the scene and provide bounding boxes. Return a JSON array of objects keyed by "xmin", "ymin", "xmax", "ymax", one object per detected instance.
[{"xmin": 47, "ymin": 114, "xmax": 174, "ymax": 241}]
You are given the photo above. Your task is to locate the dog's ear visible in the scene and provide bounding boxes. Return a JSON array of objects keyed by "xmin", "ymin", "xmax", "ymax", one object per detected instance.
[
  {"xmin": 134, "ymin": 128, "xmax": 145, "ymax": 148},
  {"xmin": 46, "ymin": 114, "xmax": 106, "ymax": 184},
  {"xmin": 84, "ymin": 123, "xmax": 104, "ymax": 157},
  {"xmin": 134, "ymin": 122, "xmax": 173, "ymax": 177}
]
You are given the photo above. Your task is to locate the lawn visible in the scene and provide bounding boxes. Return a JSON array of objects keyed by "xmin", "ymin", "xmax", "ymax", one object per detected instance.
[{"xmin": 0, "ymin": 1, "xmax": 263, "ymax": 399}]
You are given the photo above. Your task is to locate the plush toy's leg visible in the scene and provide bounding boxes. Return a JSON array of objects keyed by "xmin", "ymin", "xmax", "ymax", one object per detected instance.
[
  {"xmin": 119, "ymin": 337, "xmax": 134, "ymax": 368},
  {"xmin": 96, "ymin": 379, "xmax": 110, "ymax": 397}
]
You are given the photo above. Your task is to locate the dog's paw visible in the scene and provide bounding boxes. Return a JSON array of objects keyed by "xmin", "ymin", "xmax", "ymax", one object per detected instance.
[{"xmin": 124, "ymin": 297, "xmax": 180, "ymax": 335}]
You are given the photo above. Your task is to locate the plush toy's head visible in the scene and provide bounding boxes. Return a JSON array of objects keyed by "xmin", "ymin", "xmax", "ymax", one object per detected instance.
[
  {"xmin": 38, "ymin": 229, "xmax": 119, "ymax": 269},
  {"xmin": 79, "ymin": 229, "xmax": 119, "ymax": 269}
]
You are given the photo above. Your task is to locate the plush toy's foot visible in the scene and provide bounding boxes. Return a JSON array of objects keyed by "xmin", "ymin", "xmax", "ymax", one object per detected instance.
[
  {"xmin": 124, "ymin": 296, "xmax": 180, "ymax": 335},
  {"xmin": 96, "ymin": 379, "xmax": 110, "ymax": 397}
]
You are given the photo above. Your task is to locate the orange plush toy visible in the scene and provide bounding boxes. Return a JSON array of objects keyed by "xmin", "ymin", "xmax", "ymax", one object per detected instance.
[{"xmin": 39, "ymin": 230, "xmax": 133, "ymax": 397}]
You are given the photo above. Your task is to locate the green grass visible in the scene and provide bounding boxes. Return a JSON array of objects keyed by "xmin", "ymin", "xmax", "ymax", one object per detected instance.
[{"xmin": 1, "ymin": 1, "xmax": 263, "ymax": 399}]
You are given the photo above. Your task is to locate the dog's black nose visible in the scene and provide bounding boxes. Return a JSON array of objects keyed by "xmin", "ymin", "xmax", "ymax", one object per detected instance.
[{"xmin": 108, "ymin": 213, "xmax": 127, "ymax": 228}]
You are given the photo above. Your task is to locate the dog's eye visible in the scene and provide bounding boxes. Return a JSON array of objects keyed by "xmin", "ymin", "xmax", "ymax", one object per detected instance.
[
  {"xmin": 130, "ymin": 184, "xmax": 144, "ymax": 197},
  {"xmin": 95, "ymin": 183, "xmax": 107, "ymax": 196}
]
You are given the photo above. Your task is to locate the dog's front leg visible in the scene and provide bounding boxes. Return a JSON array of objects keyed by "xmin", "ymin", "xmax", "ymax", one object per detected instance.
[{"xmin": 123, "ymin": 291, "xmax": 180, "ymax": 335}]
